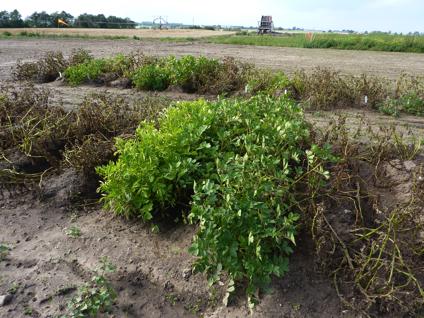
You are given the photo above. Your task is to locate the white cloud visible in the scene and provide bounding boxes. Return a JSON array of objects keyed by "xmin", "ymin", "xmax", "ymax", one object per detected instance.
[{"xmin": 367, "ymin": 0, "xmax": 415, "ymax": 8}]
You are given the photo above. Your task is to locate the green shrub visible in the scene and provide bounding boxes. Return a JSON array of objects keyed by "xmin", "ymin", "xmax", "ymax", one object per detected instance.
[
  {"xmin": 379, "ymin": 93, "xmax": 424, "ymax": 117},
  {"xmin": 378, "ymin": 98, "xmax": 401, "ymax": 117},
  {"xmin": 169, "ymin": 55, "xmax": 221, "ymax": 93},
  {"xmin": 401, "ymin": 93, "xmax": 424, "ymax": 116},
  {"xmin": 107, "ymin": 53, "xmax": 132, "ymax": 75},
  {"xmin": 167, "ymin": 55, "xmax": 251, "ymax": 94},
  {"xmin": 132, "ymin": 64, "xmax": 171, "ymax": 91},
  {"xmin": 246, "ymin": 70, "xmax": 291, "ymax": 95},
  {"xmin": 64, "ymin": 59, "xmax": 108, "ymax": 86},
  {"xmin": 97, "ymin": 95, "xmax": 333, "ymax": 304}
]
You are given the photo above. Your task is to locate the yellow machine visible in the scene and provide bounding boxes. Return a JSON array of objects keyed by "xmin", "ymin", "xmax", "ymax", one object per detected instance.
[{"xmin": 57, "ymin": 18, "xmax": 69, "ymax": 27}]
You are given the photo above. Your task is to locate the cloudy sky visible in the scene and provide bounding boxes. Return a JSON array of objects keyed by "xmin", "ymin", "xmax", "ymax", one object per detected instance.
[{"xmin": 2, "ymin": 0, "xmax": 423, "ymax": 32}]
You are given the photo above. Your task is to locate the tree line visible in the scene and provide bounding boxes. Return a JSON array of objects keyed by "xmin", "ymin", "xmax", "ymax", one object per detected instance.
[{"xmin": 0, "ymin": 9, "xmax": 137, "ymax": 28}]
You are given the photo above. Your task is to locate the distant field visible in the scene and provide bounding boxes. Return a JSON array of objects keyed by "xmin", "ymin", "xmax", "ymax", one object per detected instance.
[
  {"xmin": 2, "ymin": 28, "xmax": 423, "ymax": 53},
  {"xmin": 1, "ymin": 38, "xmax": 423, "ymax": 82},
  {"xmin": 0, "ymin": 28, "xmax": 236, "ymax": 39},
  {"xmin": 202, "ymin": 33, "xmax": 424, "ymax": 53}
]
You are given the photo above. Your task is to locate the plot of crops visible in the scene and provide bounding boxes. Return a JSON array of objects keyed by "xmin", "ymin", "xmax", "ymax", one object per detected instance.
[{"xmin": 0, "ymin": 41, "xmax": 423, "ymax": 318}]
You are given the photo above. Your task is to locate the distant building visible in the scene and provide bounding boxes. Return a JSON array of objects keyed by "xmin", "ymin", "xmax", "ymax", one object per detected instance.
[{"xmin": 258, "ymin": 16, "xmax": 273, "ymax": 34}]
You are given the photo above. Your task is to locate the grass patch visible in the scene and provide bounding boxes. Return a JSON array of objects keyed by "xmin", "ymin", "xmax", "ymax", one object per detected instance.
[
  {"xmin": 0, "ymin": 31, "xmax": 134, "ymax": 41},
  {"xmin": 203, "ymin": 33, "xmax": 424, "ymax": 53}
]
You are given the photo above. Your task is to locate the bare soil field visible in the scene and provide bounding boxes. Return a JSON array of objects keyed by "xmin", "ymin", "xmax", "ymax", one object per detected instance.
[
  {"xmin": 1, "ymin": 39, "xmax": 424, "ymax": 318},
  {"xmin": 0, "ymin": 38, "xmax": 423, "ymax": 81},
  {"xmin": 0, "ymin": 28, "xmax": 236, "ymax": 38}
]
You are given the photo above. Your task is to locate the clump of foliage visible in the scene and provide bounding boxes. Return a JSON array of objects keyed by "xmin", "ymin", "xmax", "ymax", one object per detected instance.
[
  {"xmin": 132, "ymin": 55, "xmax": 252, "ymax": 94},
  {"xmin": 167, "ymin": 55, "xmax": 217, "ymax": 93},
  {"xmin": 13, "ymin": 51, "xmax": 68, "ymax": 83},
  {"xmin": 60, "ymin": 53, "xmax": 254, "ymax": 94},
  {"xmin": 400, "ymin": 93, "xmax": 424, "ymax": 115},
  {"xmin": 0, "ymin": 243, "xmax": 10, "ymax": 261},
  {"xmin": 97, "ymin": 95, "xmax": 334, "ymax": 305},
  {"xmin": 64, "ymin": 59, "xmax": 108, "ymax": 86},
  {"xmin": 378, "ymin": 98, "xmax": 401, "ymax": 117},
  {"xmin": 132, "ymin": 64, "xmax": 171, "ymax": 91},
  {"xmin": 67, "ymin": 48, "xmax": 94, "ymax": 66},
  {"xmin": 1, "ymin": 85, "xmax": 169, "ymax": 192},
  {"xmin": 292, "ymin": 68, "xmax": 390, "ymax": 110},
  {"xmin": 378, "ymin": 93, "xmax": 424, "ymax": 117},
  {"xmin": 377, "ymin": 74, "xmax": 424, "ymax": 117},
  {"xmin": 64, "ymin": 257, "xmax": 117, "ymax": 318},
  {"xmin": 246, "ymin": 69, "xmax": 291, "ymax": 95},
  {"xmin": 65, "ymin": 226, "xmax": 81, "ymax": 238},
  {"xmin": 13, "ymin": 49, "xmax": 93, "ymax": 83},
  {"xmin": 64, "ymin": 53, "xmax": 156, "ymax": 86}
]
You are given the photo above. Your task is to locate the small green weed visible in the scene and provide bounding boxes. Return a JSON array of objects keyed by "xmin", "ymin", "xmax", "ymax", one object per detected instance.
[
  {"xmin": 24, "ymin": 307, "xmax": 33, "ymax": 316},
  {"xmin": 65, "ymin": 226, "xmax": 82, "ymax": 238},
  {"xmin": 64, "ymin": 257, "xmax": 117, "ymax": 318},
  {"xmin": 0, "ymin": 243, "xmax": 10, "ymax": 261},
  {"xmin": 8, "ymin": 283, "xmax": 20, "ymax": 294},
  {"xmin": 165, "ymin": 293, "xmax": 178, "ymax": 306}
]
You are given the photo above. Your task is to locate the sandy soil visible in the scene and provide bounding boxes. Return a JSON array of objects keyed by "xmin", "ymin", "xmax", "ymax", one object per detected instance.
[
  {"xmin": 0, "ymin": 28, "xmax": 236, "ymax": 38},
  {"xmin": 0, "ymin": 175, "xmax": 344, "ymax": 317},
  {"xmin": 0, "ymin": 38, "xmax": 423, "ymax": 82}
]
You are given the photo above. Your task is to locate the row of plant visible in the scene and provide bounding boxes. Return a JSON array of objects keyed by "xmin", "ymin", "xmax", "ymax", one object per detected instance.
[
  {"xmin": 1, "ymin": 84, "xmax": 423, "ymax": 315},
  {"xmin": 97, "ymin": 93, "xmax": 424, "ymax": 314},
  {"xmin": 0, "ymin": 86, "xmax": 331, "ymax": 308},
  {"xmin": 293, "ymin": 68, "xmax": 424, "ymax": 115},
  {"xmin": 0, "ymin": 84, "xmax": 169, "ymax": 187},
  {"xmin": 203, "ymin": 33, "xmax": 424, "ymax": 53},
  {"xmin": 14, "ymin": 51, "xmax": 424, "ymax": 116}
]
